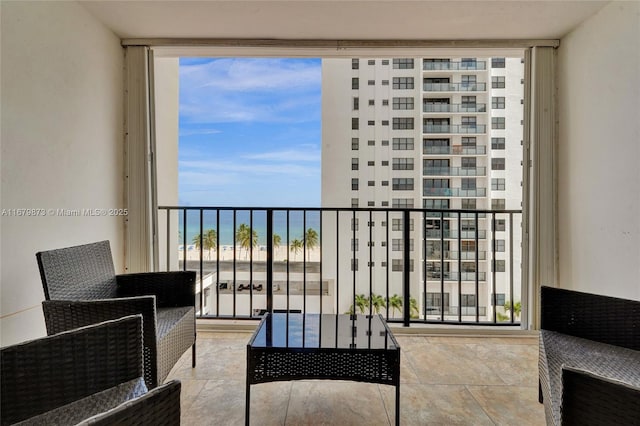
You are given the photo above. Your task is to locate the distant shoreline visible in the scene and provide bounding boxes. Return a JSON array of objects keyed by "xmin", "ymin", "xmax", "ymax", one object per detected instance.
[{"xmin": 178, "ymin": 245, "xmax": 320, "ymax": 262}]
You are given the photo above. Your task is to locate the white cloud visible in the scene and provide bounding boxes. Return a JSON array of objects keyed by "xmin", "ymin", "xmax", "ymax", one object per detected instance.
[{"xmin": 242, "ymin": 146, "xmax": 320, "ymax": 162}]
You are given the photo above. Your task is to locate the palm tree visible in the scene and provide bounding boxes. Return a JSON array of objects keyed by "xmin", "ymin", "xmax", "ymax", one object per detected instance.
[
  {"xmin": 289, "ymin": 238, "xmax": 303, "ymax": 261},
  {"xmin": 409, "ymin": 297, "xmax": 420, "ymax": 319},
  {"xmin": 236, "ymin": 223, "xmax": 258, "ymax": 260},
  {"xmin": 192, "ymin": 228, "xmax": 217, "ymax": 260},
  {"xmin": 387, "ymin": 294, "xmax": 403, "ymax": 317},
  {"xmin": 273, "ymin": 233, "xmax": 281, "ymax": 249},
  {"xmin": 304, "ymin": 228, "xmax": 319, "ymax": 260},
  {"xmin": 356, "ymin": 294, "xmax": 369, "ymax": 314},
  {"xmin": 370, "ymin": 293, "xmax": 386, "ymax": 314},
  {"xmin": 503, "ymin": 300, "xmax": 522, "ymax": 320}
]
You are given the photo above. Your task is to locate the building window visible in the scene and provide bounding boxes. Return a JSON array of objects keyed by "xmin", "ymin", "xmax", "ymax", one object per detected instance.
[
  {"xmin": 381, "ymin": 140, "xmax": 389, "ymax": 146},
  {"xmin": 492, "ymin": 117, "xmax": 505, "ymax": 129},
  {"xmin": 382, "ymin": 59, "xmax": 389, "ymax": 65},
  {"xmin": 492, "ymin": 76, "xmax": 505, "ymax": 89},
  {"xmin": 423, "ymin": 199, "xmax": 449, "ymax": 210},
  {"xmin": 392, "ymin": 77, "xmax": 414, "ymax": 89},
  {"xmin": 461, "ymin": 241, "xmax": 476, "ymax": 252},
  {"xmin": 492, "ymin": 178, "xmax": 506, "ymax": 191},
  {"xmin": 367, "ymin": 201, "xmax": 375, "ymax": 207},
  {"xmin": 461, "ymin": 294, "xmax": 476, "ymax": 308},
  {"xmin": 392, "ymin": 97, "xmax": 414, "ymax": 110},
  {"xmin": 461, "ymin": 137, "xmax": 476, "ymax": 147},
  {"xmin": 381, "ymin": 120, "xmax": 389, "ymax": 126},
  {"xmin": 492, "ymin": 199, "xmax": 506, "ymax": 210},
  {"xmin": 461, "ymin": 116, "xmax": 477, "ymax": 128},
  {"xmin": 426, "ymin": 292, "xmax": 450, "ymax": 312},
  {"xmin": 368, "ymin": 180, "xmax": 375, "ymax": 186},
  {"xmin": 461, "ymin": 157, "xmax": 476, "ymax": 168},
  {"xmin": 492, "ymin": 96, "xmax": 505, "ymax": 109},
  {"xmin": 461, "ymin": 178, "xmax": 476, "ymax": 190},
  {"xmin": 381, "ymin": 181, "xmax": 389, "ymax": 186},
  {"xmin": 492, "ymin": 137, "xmax": 505, "ymax": 149},
  {"xmin": 381, "ymin": 160, "xmax": 389, "ymax": 166},
  {"xmin": 352, "ymin": 117, "xmax": 359, "ymax": 130},
  {"xmin": 351, "ymin": 178, "xmax": 359, "ymax": 190},
  {"xmin": 392, "ymin": 158, "xmax": 414, "ymax": 170},
  {"xmin": 495, "ymin": 219, "xmax": 506, "ymax": 231},
  {"xmin": 368, "ymin": 161, "xmax": 374, "ymax": 166},
  {"xmin": 382, "ymin": 99, "xmax": 389, "ymax": 105},
  {"xmin": 351, "ymin": 138, "xmax": 359, "ymax": 150},
  {"xmin": 351, "ymin": 158, "xmax": 359, "ymax": 170},
  {"xmin": 382, "ymin": 80, "xmax": 389, "ymax": 86},
  {"xmin": 493, "ymin": 261, "xmax": 506, "ymax": 273},
  {"xmin": 351, "ymin": 218, "xmax": 359, "ymax": 230},
  {"xmin": 352, "ymin": 58, "xmax": 359, "ymax": 70},
  {"xmin": 495, "ymin": 240, "xmax": 506, "ymax": 252},
  {"xmin": 381, "ymin": 201, "xmax": 389, "ymax": 206},
  {"xmin": 368, "ymin": 59, "xmax": 375, "ymax": 65},
  {"xmin": 392, "ymin": 117, "xmax": 414, "ymax": 130},
  {"xmin": 351, "ymin": 198, "xmax": 359, "ymax": 208},
  {"xmin": 368, "ymin": 120, "xmax": 375, "ymax": 126},
  {"xmin": 424, "ymin": 178, "xmax": 450, "ymax": 189},
  {"xmin": 491, "ymin": 158, "xmax": 505, "ymax": 170},
  {"xmin": 392, "ymin": 239, "xmax": 414, "ymax": 251},
  {"xmin": 492, "ymin": 57, "xmax": 506, "ymax": 68},
  {"xmin": 461, "ymin": 199, "xmax": 476, "ymax": 210},
  {"xmin": 461, "ymin": 75, "xmax": 477, "ymax": 89},
  {"xmin": 392, "ymin": 178, "xmax": 414, "ymax": 190},
  {"xmin": 351, "ymin": 259, "xmax": 358, "ymax": 271},
  {"xmin": 392, "ymin": 138, "xmax": 414, "ymax": 150},
  {"xmin": 368, "ymin": 80, "xmax": 375, "ymax": 86},
  {"xmin": 391, "ymin": 218, "xmax": 414, "ymax": 231},
  {"xmin": 392, "ymin": 259, "xmax": 414, "ymax": 272},
  {"xmin": 392, "ymin": 198, "xmax": 414, "ymax": 208},
  {"xmin": 368, "ymin": 99, "xmax": 374, "ymax": 106},
  {"xmin": 368, "ymin": 140, "xmax": 375, "ymax": 146},
  {"xmin": 353, "ymin": 97, "xmax": 359, "ymax": 110},
  {"xmin": 352, "ymin": 78, "xmax": 359, "ymax": 89},
  {"xmin": 393, "ymin": 58, "xmax": 414, "ymax": 69}
]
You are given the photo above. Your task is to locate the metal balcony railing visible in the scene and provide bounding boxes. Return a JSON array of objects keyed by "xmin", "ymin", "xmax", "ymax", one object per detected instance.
[
  {"xmin": 423, "ymin": 103, "xmax": 487, "ymax": 113},
  {"xmin": 423, "ymin": 83, "xmax": 487, "ymax": 92},
  {"xmin": 423, "ymin": 166, "xmax": 487, "ymax": 176},
  {"xmin": 423, "ymin": 187, "xmax": 487, "ymax": 197},
  {"xmin": 423, "ymin": 61, "xmax": 487, "ymax": 71},
  {"xmin": 423, "ymin": 145, "xmax": 487, "ymax": 155},
  {"xmin": 157, "ymin": 206, "xmax": 522, "ymax": 326},
  {"xmin": 423, "ymin": 124, "xmax": 487, "ymax": 134}
]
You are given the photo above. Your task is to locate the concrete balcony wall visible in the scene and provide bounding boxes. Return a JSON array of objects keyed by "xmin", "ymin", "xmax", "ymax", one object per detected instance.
[
  {"xmin": 558, "ymin": 1, "xmax": 640, "ymax": 301},
  {"xmin": 0, "ymin": 1, "xmax": 125, "ymax": 345}
]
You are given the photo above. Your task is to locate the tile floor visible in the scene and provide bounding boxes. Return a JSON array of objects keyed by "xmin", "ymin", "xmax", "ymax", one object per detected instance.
[{"xmin": 167, "ymin": 330, "xmax": 545, "ymax": 425}]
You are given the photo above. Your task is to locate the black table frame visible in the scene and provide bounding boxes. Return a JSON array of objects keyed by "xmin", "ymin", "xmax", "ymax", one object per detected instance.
[{"xmin": 245, "ymin": 313, "xmax": 401, "ymax": 425}]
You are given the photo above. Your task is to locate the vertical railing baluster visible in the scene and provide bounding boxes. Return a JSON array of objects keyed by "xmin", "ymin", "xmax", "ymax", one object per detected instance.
[
  {"xmin": 492, "ymin": 212, "xmax": 497, "ymax": 323},
  {"xmin": 509, "ymin": 212, "xmax": 514, "ymax": 324},
  {"xmin": 165, "ymin": 208, "xmax": 170, "ymax": 272},
  {"xmin": 385, "ymin": 210, "xmax": 389, "ymax": 321},
  {"xmin": 286, "ymin": 210, "xmax": 290, "ymax": 313},
  {"xmin": 403, "ymin": 209, "xmax": 411, "ymax": 327},
  {"xmin": 216, "ymin": 209, "xmax": 220, "ymax": 318},
  {"xmin": 182, "ymin": 209, "xmax": 187, "ymax": 272},
  {"xmin": 266, "ymin": 209, "xmax": 273, "ymax": 314},
  {"xmin": 249, "ymin": 210, "xmax": 253, "ymax": 317},
  {"xmin": 233, "ymin": 209, "xmax": 237, "ymax": 318},
  {"xmin": 440, "ymin": 210, "xmax": 445, "ymax": 322},
  {"xmin": 199, "ymin": 209, "xmax": 204, "ymax": 316},
  {"xmin": 336, "ymin": 210, "xmax": 340, "ymax": 316},
  {"xmin": 303, "ymin": 210, "xmax": 307, "ymax": 314},
  {"xmin": 422, "ymin": 210, "xmax": 427, "ymax": 321},
  {"xmin": 368, "ymin": 210, "xmax": 373, "ymax": 316},
  {"xmin": 475, "ymin": 212, "xmax": 480, "ymax": 323},
  {"xmin": 352, "ymin": 210, "xmax": 357, "ymax": 317},
  {"xmin": 319, "ymin": 210, "xmax": 323, "ymax": 315},
  {"xmin": 457, "ymin": 211, "xmax": 462, "ymax": 322}
]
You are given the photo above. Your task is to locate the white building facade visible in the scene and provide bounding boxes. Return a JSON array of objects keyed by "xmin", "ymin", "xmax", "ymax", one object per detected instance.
[{"xmin": 322, "ymin": 56, "xmax": 524, "ymax": 322}]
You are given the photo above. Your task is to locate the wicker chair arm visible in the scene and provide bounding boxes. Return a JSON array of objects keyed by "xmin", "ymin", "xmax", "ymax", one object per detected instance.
[
  {"xmin": 81, "ymin": 380, "xmax": 181, "ymax": 426},
  {"xmin": 116, "ymin": 271, "xmax": 196, "ymax": 308},
  {"xmin": 0, "ymin": 315, "xmax": 143, "ymax": 426},
  {"xmin": 561, "ymin": 367, "xmax": 640, "ymax": 425}
]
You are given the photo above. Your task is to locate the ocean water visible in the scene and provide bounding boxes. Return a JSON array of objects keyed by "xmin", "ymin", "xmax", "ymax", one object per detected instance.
[{"xmin": 172, "ymin": 209, "xmax": 322, "ymax": 246}]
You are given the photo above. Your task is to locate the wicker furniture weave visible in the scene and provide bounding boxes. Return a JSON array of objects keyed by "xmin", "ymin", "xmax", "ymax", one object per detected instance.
[
  {"xmin": 539, "ymin": 286, "xmax": 640, "ymax": 425},
  {"xmin": 1, "ymin": 315, "xmax": 181, "ymax": 426},
  {"xmin": 246, "ymin": 313, "xmax": 401, "ymax": 426},
  {"xmin": 37, "ymin": 240, "xmax": 196, "ymax": 389}
]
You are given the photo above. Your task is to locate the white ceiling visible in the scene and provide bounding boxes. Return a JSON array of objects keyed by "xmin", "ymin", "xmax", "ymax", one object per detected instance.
[{"xmin": 80, "ymin": 0, "xmax": 609, "ymax": 41}]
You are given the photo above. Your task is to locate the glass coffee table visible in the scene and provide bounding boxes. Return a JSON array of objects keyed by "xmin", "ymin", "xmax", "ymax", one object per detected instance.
[{"xmin": 246, "ymin": 313, "xmax": 400, "ymax": 425}]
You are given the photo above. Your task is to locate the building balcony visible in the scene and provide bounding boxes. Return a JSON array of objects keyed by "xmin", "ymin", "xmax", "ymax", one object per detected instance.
[
  {"xmin": 423, "ymin": 124, "xmax": 486, "ymax": 134},
  {"xmin": 423, "ymin": 187, "xmax": 487, "ymax": 197},
  {"xmin": 425, "ymin": 229, "xmax": 487, "ymax": 239},
  {"xmin": 423, "ymin": 166, "xmax": 487, "ymax": 176},
  {"xmin": 423, "ymin": 145, "xmax": 487, "ymax": 155},
  {"xmin": 423, "ymin": 83, "xmax": 487, "ymax": 92},
  {"xmin": 422, "ymin": 60, "xmax": 487, "ymax": 71},
  {"xmin": 423, "ymin": 103, "xmax": 487, "ymax": 113}
]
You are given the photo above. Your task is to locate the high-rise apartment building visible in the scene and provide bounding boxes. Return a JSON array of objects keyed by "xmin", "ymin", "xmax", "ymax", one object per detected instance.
[{"xmin": 322, "ymin": 56, "xmax": 524, "ymax": 321}]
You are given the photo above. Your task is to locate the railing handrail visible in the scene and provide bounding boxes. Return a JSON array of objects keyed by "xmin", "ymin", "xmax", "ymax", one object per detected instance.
[{"xmin": 159, "ymin": 205, "xmax": 521, "ymax": 214}]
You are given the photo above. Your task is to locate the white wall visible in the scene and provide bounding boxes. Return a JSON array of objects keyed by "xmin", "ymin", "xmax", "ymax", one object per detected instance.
[
  {"xmin": 557, "ymin": 1, "xmax": 640, "ymax": 300},
  {"xmin": 0, "ymin": 1, "xmax": 124, "ymax": 345}
]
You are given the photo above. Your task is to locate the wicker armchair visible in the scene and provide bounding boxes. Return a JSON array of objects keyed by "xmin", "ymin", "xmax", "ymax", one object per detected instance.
[
  {"xmin": 37, "ymin": 240, "xmax": 196, "ymax": 389},
  {"xmin": 1, "ymin": 315, "xmax": 181, "ymax": 426}
]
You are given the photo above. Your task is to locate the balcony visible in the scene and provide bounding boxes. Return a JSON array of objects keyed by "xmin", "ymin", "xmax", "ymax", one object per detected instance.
[
  {"xmin": 426, "ymin": 250, "xmax": 487, "ymax": 260},
  {"xmin": 168, "ymin": 327, "xmax": 541, "ymax": 423},
  {"xmin": 423, "ymin": 82, "xmax": 487, "ymax": 92},
  {"xmin": 423, "ymin": 166, "xmax": 487, "ymax": 176},
  {"xmin": 423, "ymin": 145, "xmax": 487, "ymax": 155},
  {"xmin": 422, "ymin": 60, "xmax": 487, "ymax": 71},
  {"xmin": 159, "ymin": 206, "xmax": 521, "ymax": 327},
  {"xmin": 423, "ymin": 124, "xmax": 487, "ymax": 134},
  {"xmin": 423, "ymin": 187, "xmax": 487, "ymax": 197},
  {"xmin": 423, "ymin": 103, "xmax": 487, "ymax": 113}
]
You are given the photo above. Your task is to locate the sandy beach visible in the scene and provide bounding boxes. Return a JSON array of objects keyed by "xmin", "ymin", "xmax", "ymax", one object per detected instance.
[{"xmin": 178, "ymin": 245, "xmax": 320, "ymax": 262}]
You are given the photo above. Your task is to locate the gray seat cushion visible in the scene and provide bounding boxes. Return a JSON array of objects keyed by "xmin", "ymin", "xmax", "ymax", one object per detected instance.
[{"xmin": 15, "ymin": 378, "xmax": 147, "ymax": 426}]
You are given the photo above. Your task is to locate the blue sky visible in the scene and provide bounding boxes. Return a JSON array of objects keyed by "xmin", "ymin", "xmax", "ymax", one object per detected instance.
[{"xmin": 178, "ymin": 57, "xmax": 321, "ymax": 207}]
